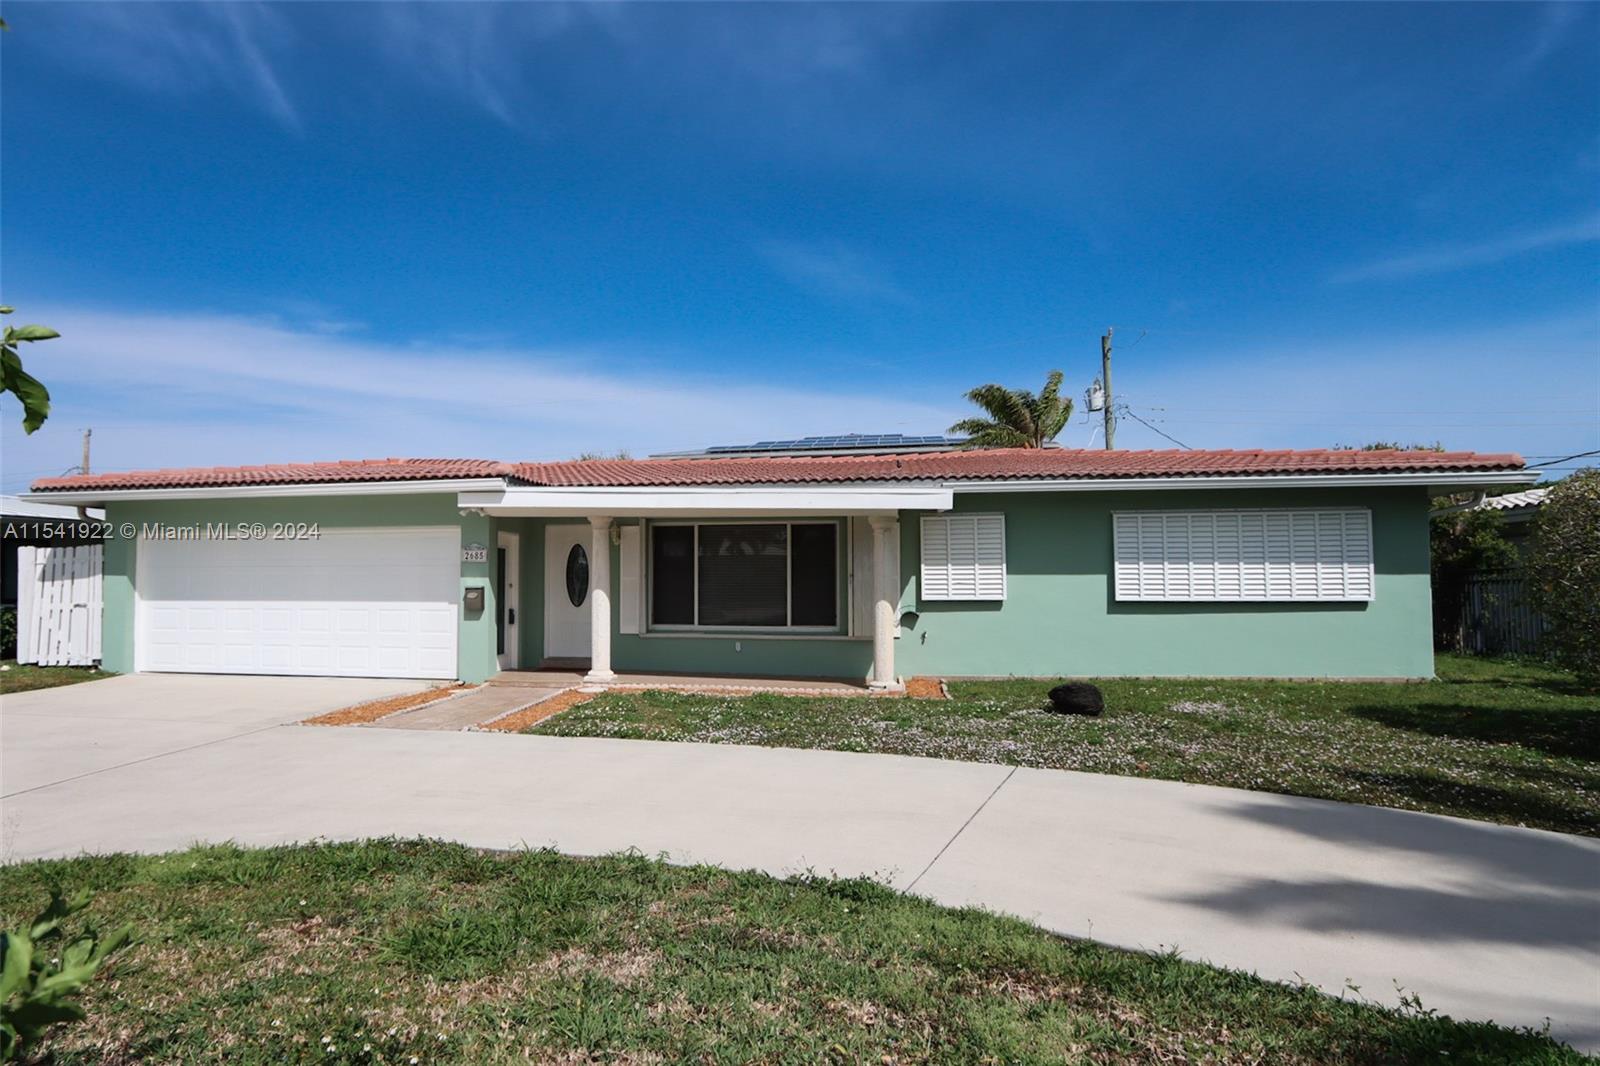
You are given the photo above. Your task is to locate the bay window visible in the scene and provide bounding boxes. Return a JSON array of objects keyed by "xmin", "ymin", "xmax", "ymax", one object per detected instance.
[{"xmin": 649, "ymin": 521, "xmax": 840, "ymax": 630}]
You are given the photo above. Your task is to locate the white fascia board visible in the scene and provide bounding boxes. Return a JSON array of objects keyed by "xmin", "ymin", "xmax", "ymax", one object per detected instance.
[
  {"xmin": 946, "ymin": 470, "xmax": 1541, "ymax": 493},
  {"xmin": 19, "ymin": 478, "xmax": 508, "ymax": 506},
  {"xmin": 457, "ymin": 484, "xmax": 953, "ymax": 517}
]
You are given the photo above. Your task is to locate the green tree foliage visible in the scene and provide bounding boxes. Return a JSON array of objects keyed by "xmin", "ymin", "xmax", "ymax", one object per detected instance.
[
  {"xmin": 1, "ymin": 890, "xmax": 133, "ymax": 1060},
  {"xmin": 1527, "ymin": 469, "xmax": 1600, "ymax": 685},
  {"xmin": 1, "ymin": 307, "xmax": 58, "ymax": 434},
  {"xmin": 1429, "ymin": 506, "xmax": 1518, "ymax": 651},
  {"xmin": 950, "ymin": 370, "xmax": 1072, "ymax": 449},
  {"xmin": 1335, "ymin": 441, "xmax": 1445, "ymax": 452}
]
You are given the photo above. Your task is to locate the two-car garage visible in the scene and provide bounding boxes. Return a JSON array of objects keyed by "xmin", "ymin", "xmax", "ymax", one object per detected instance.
[{"xmin": 135, "ymin": 527, "xmax": 459, "ymax": 679}]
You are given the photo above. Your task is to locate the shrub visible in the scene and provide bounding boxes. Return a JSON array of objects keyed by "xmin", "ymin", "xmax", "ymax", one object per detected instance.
[
  {"xmin": 0, "ymin": 890, "xmax": 133, "ymax": 1061},
  {"xmin": 0, "ymin": 606, "xmax": 14, "ymax": 659},
  {"xmin": 1527, "ymin": 469, "xmax": 1600, "ymax": 686}
]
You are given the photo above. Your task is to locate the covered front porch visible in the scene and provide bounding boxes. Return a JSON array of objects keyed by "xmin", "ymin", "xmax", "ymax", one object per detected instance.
[{"xmin": 459, "ymin": 482, "xmax": 954, "ymax": 693}]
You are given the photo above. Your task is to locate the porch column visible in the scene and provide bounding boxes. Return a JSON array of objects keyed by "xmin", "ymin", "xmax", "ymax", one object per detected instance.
[
  {"xmin": 868, "ymin": 514, "xmax": 900, "ymax": 690},
  {"xmin": 585, "ymin": 516, "xmax": 616, "ymax": 683}
]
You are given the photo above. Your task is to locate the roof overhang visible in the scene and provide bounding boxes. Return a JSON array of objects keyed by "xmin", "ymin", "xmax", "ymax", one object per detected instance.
[
  {"xmin": 19, "ymin": 478, "xmax": 509, "ymax": 506},
  {"xmin": 457, "ymin": 484, "xmax": 955, "ymax": 517},
  {"xmin": 945, "ymin": 469, "xmax": 1540, "ymax": 493}
]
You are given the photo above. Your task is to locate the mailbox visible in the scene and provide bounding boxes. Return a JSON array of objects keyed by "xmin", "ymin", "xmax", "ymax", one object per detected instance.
[{"xmin": 463, "ymin": 586, "xmax": 485, "ymax": 613}]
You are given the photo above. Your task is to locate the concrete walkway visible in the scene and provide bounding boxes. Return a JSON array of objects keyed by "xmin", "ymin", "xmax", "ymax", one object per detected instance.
[
  {"xmin": 368, "ymin": 684, "xmax": 566, "ymax": 731},
  {"xmin": 2, "ymin": 675, "xmax": 1597, "ymax": 1051}
]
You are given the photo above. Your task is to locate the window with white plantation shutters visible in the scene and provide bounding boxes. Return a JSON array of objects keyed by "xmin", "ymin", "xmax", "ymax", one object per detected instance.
[
  {"xmin": 921, "ymin": 514, "xmax": 1006, "ymax": 601},
  {"xmin": 1113, "ymin": 509, "xmax": 1374, "ymax": 602}
]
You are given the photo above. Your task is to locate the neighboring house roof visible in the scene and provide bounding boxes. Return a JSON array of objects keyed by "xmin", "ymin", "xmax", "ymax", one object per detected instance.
[
  {"xmin": 30, "ymin": 447, "xmax": 1526, "ymax": 493},
  {"xmin": 0, "ymin": 493, "xmax": 105, "ymax": 520},
  {"xmin": 1432, "ymin": 486, "xmax": 1550, "ymax": 521},
  {"xmin": 1468, "ymin": 488, "xmax": 1549, "ymax": 512}
]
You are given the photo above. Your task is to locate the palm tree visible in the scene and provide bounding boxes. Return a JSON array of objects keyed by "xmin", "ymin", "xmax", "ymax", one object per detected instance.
[{"xmin": 949, "ymin": 370, "xmax": 1072, "ymax": 449}]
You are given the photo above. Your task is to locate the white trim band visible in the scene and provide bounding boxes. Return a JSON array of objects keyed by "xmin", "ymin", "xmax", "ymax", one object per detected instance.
[{"xmin": 458, "ymin": 485, "xmax": 955, "ymax": 516}]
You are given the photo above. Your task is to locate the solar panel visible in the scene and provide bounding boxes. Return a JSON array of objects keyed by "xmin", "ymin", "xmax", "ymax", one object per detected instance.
[{"xmin": 700, "ymin": 433, "xmax": 965, "ymax": 454}]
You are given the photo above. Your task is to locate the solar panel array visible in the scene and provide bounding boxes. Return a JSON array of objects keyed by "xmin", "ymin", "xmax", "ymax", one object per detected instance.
[{"xmin": 703, "ymin": 434, "xmax": 963, "ymax": 454}]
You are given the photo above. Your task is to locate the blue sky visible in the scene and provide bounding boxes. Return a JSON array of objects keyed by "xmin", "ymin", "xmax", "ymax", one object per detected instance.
[{"xmin": 2, "ymin": 1, "xmax": 1596, "ymax": 489}]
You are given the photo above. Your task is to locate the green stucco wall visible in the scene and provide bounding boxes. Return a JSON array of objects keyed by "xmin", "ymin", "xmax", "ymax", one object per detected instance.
[
  {"xmin": 100, "ymin": 494, "xmax": 501, "ymax": 683},
  {"xmin": 894, "ymin": 487, "xmax": 1435, "ymax": 679}
]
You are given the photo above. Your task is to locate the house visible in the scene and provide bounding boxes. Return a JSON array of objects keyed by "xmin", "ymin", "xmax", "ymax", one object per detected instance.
[{"xmin": 24, "ymin": 437, "xmax": 1536, "ymax": 685}]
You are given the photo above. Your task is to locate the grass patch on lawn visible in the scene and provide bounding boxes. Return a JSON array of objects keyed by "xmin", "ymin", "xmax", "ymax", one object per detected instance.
[
  {"xmin": 0, "ymin": 659, "xmax": 112, "ymax": 694},
  {"xmin": 531, "ymin": 654, "xmax": 1600, "ymax": 836},
  {"xmin": 0, "ymin": 839, "xmax": 1583, "ymax": 1064}
]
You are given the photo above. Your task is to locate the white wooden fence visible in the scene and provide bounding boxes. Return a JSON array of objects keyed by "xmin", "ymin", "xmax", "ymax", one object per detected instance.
[{"xmin": 15, "ymin": 544, "xmax": 103, "ymax": 666}]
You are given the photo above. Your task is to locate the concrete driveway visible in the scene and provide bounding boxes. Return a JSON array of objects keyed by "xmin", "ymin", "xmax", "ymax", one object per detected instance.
[
  {"xmin": 3, "ymin": 675, "xmax": 1597, "ymax": 1052},
  {"xmin": 0, "ymin": 673, "xmax": 431, "ymax": 795}
]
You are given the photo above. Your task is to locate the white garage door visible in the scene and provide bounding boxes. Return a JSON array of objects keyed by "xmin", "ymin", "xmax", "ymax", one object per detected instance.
[{"xmin": 137, "ymin": 527, "xmax": 458, "ymax": 679}]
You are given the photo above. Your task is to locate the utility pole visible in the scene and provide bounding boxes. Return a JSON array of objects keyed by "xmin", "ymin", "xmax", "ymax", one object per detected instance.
[
  {"xmin": 1100, "ymin": 328, "xmax": 1115, "ymax": 450},
  {"xmin": 81, "ymin": 427, "xmax": 92, "ymax": 475}
]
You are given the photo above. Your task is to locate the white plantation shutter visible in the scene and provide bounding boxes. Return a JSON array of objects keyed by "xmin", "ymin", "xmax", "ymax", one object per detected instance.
[
  {"xmin": 1113, "ymin": 509, "xmax": 1373, "ymax": 602},
  {"xmin": 920, "ymin": 514, "xmax": 1006, "ymax": 601}
]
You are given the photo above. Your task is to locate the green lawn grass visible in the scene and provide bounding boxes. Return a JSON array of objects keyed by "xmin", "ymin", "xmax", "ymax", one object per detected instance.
[
  {"xmin": 0, "ymin": 659, "xmax": 112, "ymax": 694},
  {"xmin": 531, "ymin": 654, "xmax": 1600, "ymax": 836},
  {"xmin": 0, "ymin": 840, "xmax": 1583, "ymax": 1064}
]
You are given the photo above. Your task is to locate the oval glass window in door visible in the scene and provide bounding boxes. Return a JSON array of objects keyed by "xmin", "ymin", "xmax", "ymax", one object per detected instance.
[{"xmin": 565, "ymin": 543, "xmax": 589, "ymax": 607}]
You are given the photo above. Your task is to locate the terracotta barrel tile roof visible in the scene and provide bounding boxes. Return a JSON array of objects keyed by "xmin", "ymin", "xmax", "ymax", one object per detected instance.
[
  {"xmin": 30, "ymin": 458, "xmax": 513, "ymax": 492},
  {"xmin": 509, "ymin": 447, "xmax": 1525, "ymax": 486},
  {"xmin": 30, "ymin": 447, "xmax": 1524, "ymax": 493}
]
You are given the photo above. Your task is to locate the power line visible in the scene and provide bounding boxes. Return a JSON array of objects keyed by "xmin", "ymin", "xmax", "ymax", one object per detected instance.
[
  {"xmin": 1118, "ymin": 404, "xmax": 1192, "ymax": 449},
  {"xmin": 1526, "ymin": 449, "xmax": 1600, "ymax": 468},
  {"xmin": 1136, "ymin": 403, "xmax": 1597, "ymax": 416},
  {"xmin": 1122, "ymin": 417, "xmax": 1597, "ymax": 428}
]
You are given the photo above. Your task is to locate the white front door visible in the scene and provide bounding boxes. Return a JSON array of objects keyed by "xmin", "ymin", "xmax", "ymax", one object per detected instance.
[
  {"xmin": 496, "ymin": 530, "xmax": 520, "ymax": 670},
  {"xmin": 544, "ymin": 524, "xmax": 592, "ymax": 662}
]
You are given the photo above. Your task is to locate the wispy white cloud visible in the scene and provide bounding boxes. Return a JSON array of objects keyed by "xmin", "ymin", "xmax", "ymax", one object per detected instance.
[
  {"xmin": 49, "ymin": 2, "xmax": 300, "ymax": 130},
  {"xmin": 0, "ymin": 306, "xmax": 957, "ymax": 488},
  {"xmin": 758, "ymin": 240, "xmax": 912, "ymax": 304},
  {"xmin": 366, "ymin": 4, "xmax": 599, "ymax": 127},
  {"xmin": 43, "ymin": 1, "xmax": 921, "ymax": 129},
  {"xmin": 365, "ymin": 3, "xmax": 916, "ymax": 126},
  {"xmin": 1330, "ymin": 213, "xmax": 1600, "ymax": 284},
  {"xmin": 1505, "ymin": 2, "xmax": 1587, "ymax": 82}
]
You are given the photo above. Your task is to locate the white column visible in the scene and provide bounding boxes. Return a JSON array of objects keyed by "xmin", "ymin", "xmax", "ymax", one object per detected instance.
[
  {"xmin": 585, "ymin": 516, "xmax": 616, "ymax": 683},
  {"xmin": 868, "ymin": 515, "xmax": 900, "ymax": 690}
]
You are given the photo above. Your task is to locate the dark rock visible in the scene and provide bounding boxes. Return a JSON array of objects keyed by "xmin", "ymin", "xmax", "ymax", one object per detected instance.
[{"xmin": 1047, "ymin": 682, "xmax": 1105, "ymax": 716}]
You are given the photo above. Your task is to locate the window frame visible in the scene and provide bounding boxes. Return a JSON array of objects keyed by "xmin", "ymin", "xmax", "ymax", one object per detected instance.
[
  {"xmin": 646, "ymin": 518, "xmax": 844, "ymax": 634},
  {"xmin": 1111, "ymin": 506, "xmax": 1376, "ymax": 603}
]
